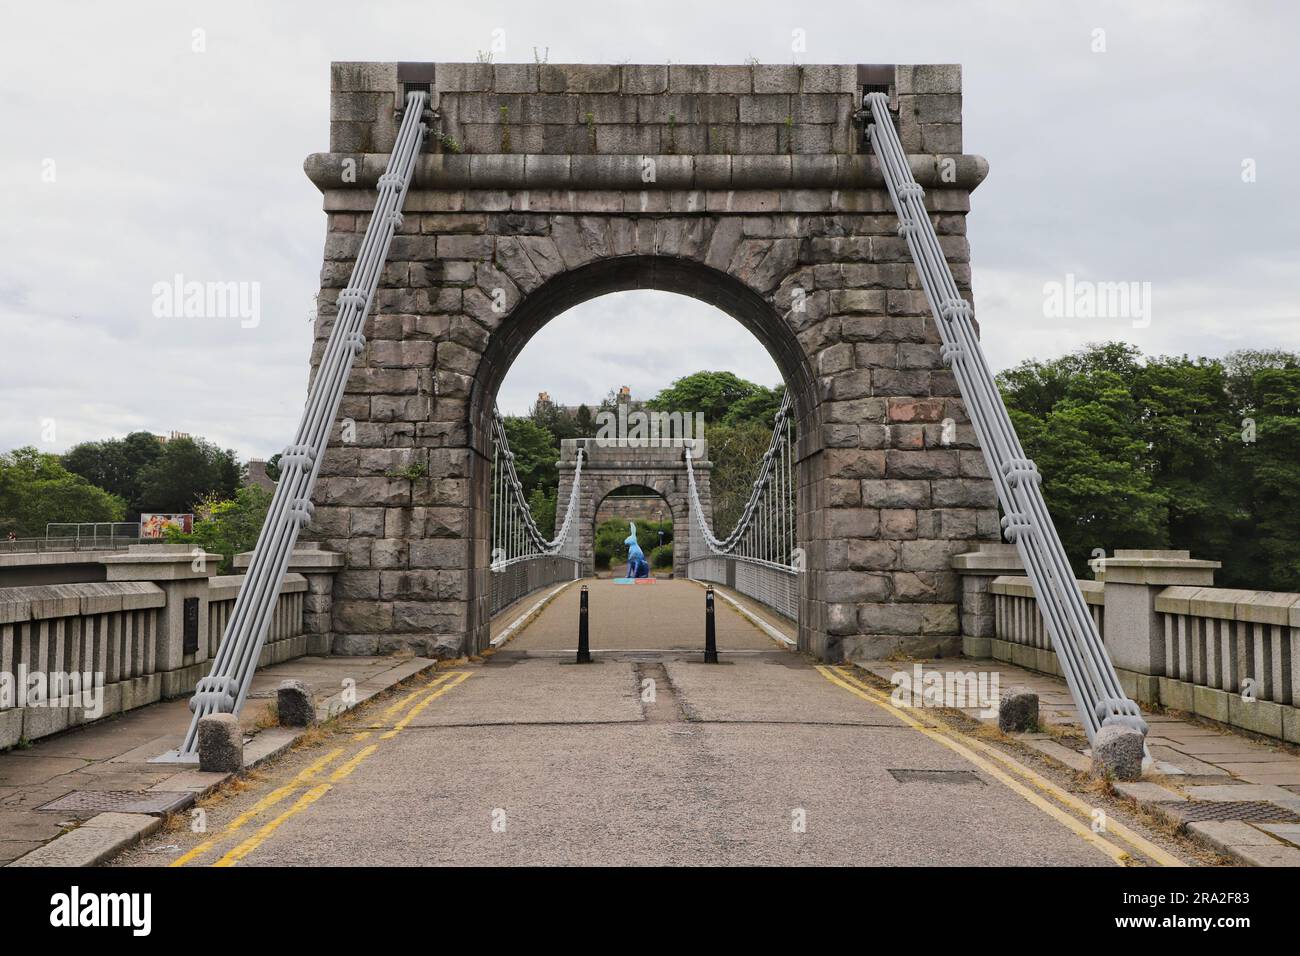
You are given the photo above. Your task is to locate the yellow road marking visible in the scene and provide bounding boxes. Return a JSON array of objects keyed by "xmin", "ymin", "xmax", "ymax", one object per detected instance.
[
  {"xmin": 193, "ymin": 669, "xmax": 472, "ymax": 867},
  {"xmin": 170, "ymin": 839, "xmax": 215, "ymax": 868},
  {"xmin": 826, "ymin": 666, "xmax": 1184, "ymax": 867},
  {"xmin": 815, "ymin": 665, "xmax": 1149, "ymax": 866},
  {"xmin": 381, "ymin": 672, "xmax": 454, "ymax": 720},
  {"xmin": 380, "ymin": 671, "xmax": 471, "ymax": 739},
  {"xmin": 214, "ymin": 784, "xmax": 332, "ymax": 867},
  {"xmin": 347, "ymin": 672, "xmax": 455, "ymax": 741},
  {"xmin": 170, "ymin": 748, "xmax": 346, "ymax": 867},
  {"xmin": 328, "ymin": 744, "xmax": 378, "ymax": 782}
]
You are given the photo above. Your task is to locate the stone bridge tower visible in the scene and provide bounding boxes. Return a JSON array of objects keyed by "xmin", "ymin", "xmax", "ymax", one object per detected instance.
[
  {"xmin": 555, "ymin": 437, "xmax": 712, "ymax": 578},
  {"xmin": 304, "ymin": 61, "xmax": 998, "ymax": 661}
]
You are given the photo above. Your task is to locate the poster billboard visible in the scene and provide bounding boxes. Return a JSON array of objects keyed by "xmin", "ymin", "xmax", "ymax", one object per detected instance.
[{"xmin": 138, "ymin": 513, "xmax": 194, "ymax": 539}]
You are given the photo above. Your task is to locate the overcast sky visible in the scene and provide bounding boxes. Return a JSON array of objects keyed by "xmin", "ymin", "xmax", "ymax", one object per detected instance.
[{"xmin": 1, "ymin": 0, "xmax": 1296, "ymax": 459}]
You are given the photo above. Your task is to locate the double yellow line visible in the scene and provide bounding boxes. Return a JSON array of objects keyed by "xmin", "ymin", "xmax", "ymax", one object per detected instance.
[
  {"xmin": 172, "ymin": 671, "xmax": 471, "ymax": 867},
  {"xmin": 815, "ymin": 665, "xmax": 1184, "ymax": 867}
]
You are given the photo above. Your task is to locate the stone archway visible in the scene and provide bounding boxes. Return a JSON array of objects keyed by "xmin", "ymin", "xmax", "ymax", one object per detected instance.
[
  {"xmin": 462, "ymin": 254, "xmax": 819, "ymax": 656},
  {"xmin": 557, "ymin": 438, "xmax": 708, "ymax": 579},
  {"xmin": 306, "ymin": 61, "xmax": 999, "ymax": 663},
  {"xmin": 590, "ymin": 483, "xmax": 679, "ymax": 576}
]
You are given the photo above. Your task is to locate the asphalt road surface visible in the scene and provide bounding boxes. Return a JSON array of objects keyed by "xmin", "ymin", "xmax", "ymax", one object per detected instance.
[{"xmin": 113, "ymin": 580, "xmax": 1190, "ymax": 867}]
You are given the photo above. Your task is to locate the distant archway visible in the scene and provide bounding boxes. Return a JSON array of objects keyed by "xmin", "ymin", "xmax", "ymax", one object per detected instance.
[{"xmin": 592, "ymin": 484, "xmax": 674, "ymax": 576}]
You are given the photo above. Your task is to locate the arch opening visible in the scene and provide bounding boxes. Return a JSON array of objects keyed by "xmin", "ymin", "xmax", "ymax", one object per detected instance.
[
  {"xmin": 468, "ymin": 255, "xmax": 819, "ymax": 654},
  {"xmin": 592, "ymin": 484, "xmax": 675, "ymax": 578}
]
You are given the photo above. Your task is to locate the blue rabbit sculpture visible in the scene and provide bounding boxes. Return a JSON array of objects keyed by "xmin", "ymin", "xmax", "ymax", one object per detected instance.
[{"xmin": 624, "ymin": 522, "xmax": 650, "ymax": 579}]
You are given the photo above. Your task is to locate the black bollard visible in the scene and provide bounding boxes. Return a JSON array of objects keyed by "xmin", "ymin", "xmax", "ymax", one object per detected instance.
[
  {"xmin": 576, "ymin": 585, "xmax": 591, "ymax": 663},
  {"xmin": 704, "ymin": 586, "xmax": 718, "ymax": 663}
]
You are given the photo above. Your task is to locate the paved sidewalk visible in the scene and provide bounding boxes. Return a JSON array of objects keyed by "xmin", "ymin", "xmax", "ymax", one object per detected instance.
[
  {"xmin": 856, "ymin": 657, "xmax": 1300, "ymax": 866},
  {"xmin": 0, "ymin": 654, "xmax": 435, "ymax": 866}
]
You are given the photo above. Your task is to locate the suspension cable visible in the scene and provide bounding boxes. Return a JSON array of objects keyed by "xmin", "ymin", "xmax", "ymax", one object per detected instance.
[
  {"xmin": 488, "ymin": 408, "xmax": 584, "ymax": 566},
  {"xmin": 861, "ymin": 92, "xmax": 1145, "ymax": 743},
  {"xmin": 176, "ymin": 91, "xmax": 432, "ymax": 757},
  {"xmin": 684, "ymin": 392, "xmax": 799, "ymax": 573}
]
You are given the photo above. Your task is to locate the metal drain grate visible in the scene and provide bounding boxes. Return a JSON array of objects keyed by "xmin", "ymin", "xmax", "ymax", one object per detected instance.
[
  {"xmin": 1157, "ymin": 800, "xmax": 1300, "ymax": 825},
  {"xmin": 888, "ymin": 769, "xmax": 985, "ymax": 785},
  {"xmin": 37, "ymin": 790, "xmax": 193, "ymax": 816}
]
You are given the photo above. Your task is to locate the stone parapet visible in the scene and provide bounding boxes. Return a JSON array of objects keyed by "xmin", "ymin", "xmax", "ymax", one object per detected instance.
[{"xmin": 327, "ymin": 62, "xmax": 965, "ymax": 161}]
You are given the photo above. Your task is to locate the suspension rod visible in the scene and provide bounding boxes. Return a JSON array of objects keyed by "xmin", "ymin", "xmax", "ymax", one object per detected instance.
[{"xmin": 861, "ymin": 92, "xmax": 1145, "ymax": 744}]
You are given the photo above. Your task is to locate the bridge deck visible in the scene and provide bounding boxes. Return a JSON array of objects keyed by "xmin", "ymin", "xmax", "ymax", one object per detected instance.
[
  {"xmin": 500, "ymin": 578, "xmax": 780, "ymax": 655},
  {"xmin": 105, "ymin": 580, "xmax": 1190, "ymax": 867}
]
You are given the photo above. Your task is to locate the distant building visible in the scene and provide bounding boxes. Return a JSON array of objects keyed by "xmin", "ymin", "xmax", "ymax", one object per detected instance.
[
  {"xmin": 534, "ymin": 386, "xmax": 634, "ymax": 417},
  {"xmin": 245, "ymin": 459, "xmax": 276, "ymax": 491}
]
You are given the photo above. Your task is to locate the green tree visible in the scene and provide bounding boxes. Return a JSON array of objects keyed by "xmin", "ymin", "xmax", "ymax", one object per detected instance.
[
  {"xmin": 134, "ymin": 436, "xmax": 240, "ymax": 514},
  {"xmin": 704, "ymin": 419, "xmax": 777, "ymax": 535},
  {"xmin": 1131, "ymin": 355, "xmax": 1241, "ymax": 569},
  {"xmin": 646, "ymin": 371, "xmax": 767, "ymax": 425},
  {"xmin": 163, "ymin": 485, "xmax": 273, "ymax": 572},
  {"xmin": 62, "ymin": 431, "xmax": 163, "ymax": 514},
  {"xmin": 1000, "ymin": 349, "xmax": 1167, "ymax": 574},
  {"xmin": 0, "ymin": 447, "xmax": 126, "ymax": 537},
  {"xmin": 574, "ymin": 404, "xmax": 595, "ymax": 435},
  {"xmin": 720, "ymin": 384, "xmax": 785, "ymax": 428},
  {"xmin": 1239, "ymin": 367, "xmax": 1300, "ymax": 590},
  {"xmin": 501, "ymin": 417, "xmax": 558, "ymax": 498},
  {"xmin": 527, "ymin": 487, "xmax": 557, "ymax": 540}
]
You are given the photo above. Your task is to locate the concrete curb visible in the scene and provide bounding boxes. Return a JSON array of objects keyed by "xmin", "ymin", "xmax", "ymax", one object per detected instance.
[{"xmin": 5, "ymin": 656, "xmax": 439, "ymax": 867}]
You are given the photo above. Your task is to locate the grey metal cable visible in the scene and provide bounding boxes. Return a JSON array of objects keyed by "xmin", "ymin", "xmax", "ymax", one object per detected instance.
[
  {"xmin": 861, "ymin": 92, "xmax": 1145, "ymax": 742},
  {"xmin": 685, "ymin": 394, "xmax": 801, "ymax": 577},
  {"xmin": 488, "ymin": 407, "xmax": 584, "ymax": 566},
  {"xmin": 178, "ymin": 91, "xmax": 431, "ymax": 756}
]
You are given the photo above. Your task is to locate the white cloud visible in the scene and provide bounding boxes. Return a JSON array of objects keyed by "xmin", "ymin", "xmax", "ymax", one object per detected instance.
[
  {"xmin": 496, "ymin": 291, "xmax": 782, "ymax": 415},
  {"xmin": 1, "ymin": 0, "xmax": 1296, "ymax": 459}
]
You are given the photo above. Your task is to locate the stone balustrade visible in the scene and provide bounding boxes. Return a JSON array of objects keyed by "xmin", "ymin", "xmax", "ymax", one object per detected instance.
[
  {"xmin": 0, "ymin": 545, "xmax": 342, "ymax": 749},
  {"xmin": 206, "ymin": 574, "xmax": 309, "ymax": 664},
  {"xmin": 1153, "ymin": 585, "xmax": 1299, "ymax": 740},
  {"xmin": 953, "ymin": 545, "xmax": 1299, "ymax": 745},
  {"xmin": 987, "ymin": 575, "xmax": 1104, "ymax": 677}
]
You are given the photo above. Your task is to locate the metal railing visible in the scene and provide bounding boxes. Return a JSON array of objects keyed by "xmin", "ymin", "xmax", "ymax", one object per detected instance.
[
  {"xmin": 0, "ymin": 537, "xmax": 146, "ymax": 555},
  {"xmin": 686, "ymin": 393, "xmax": 800, "ymax": 621},
  {"xmin": 488, "ymin": 407, "xmax": 584, "ymax": 616}
]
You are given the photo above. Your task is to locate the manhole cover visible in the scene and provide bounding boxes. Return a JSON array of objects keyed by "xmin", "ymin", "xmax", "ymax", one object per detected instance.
[
  {"xmin": 887, "ymin": 769, "xmax": 985, "ymax": 785},
  {"xmin": 1157, "ymin": 800, "xmax": 1300, "ymax": 825},
  {"xmin": 37, "ymin": 790, "xmax": 193, "ymax": 816}
]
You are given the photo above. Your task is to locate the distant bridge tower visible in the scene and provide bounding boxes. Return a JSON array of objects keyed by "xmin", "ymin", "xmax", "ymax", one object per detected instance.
[{"xmin": 555, "ymin": 437, "xmax": 711, "ymax": 578}]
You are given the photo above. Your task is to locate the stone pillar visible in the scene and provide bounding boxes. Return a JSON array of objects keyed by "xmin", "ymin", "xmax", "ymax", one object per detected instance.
[
  {"xmin": 951, "ymin": 543, "xmax": 1023, "ymax": 658},
  {"xmin": 1097, "ymin": 549, "xmax": 1219, "ymax": 703},
  {"xmin": 102, "ymin": 544, "xmax": 222, "ymax": 698},
  {"xmin": 234, "ymin": 544, "xmax": 345, "ymax": 656}
]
